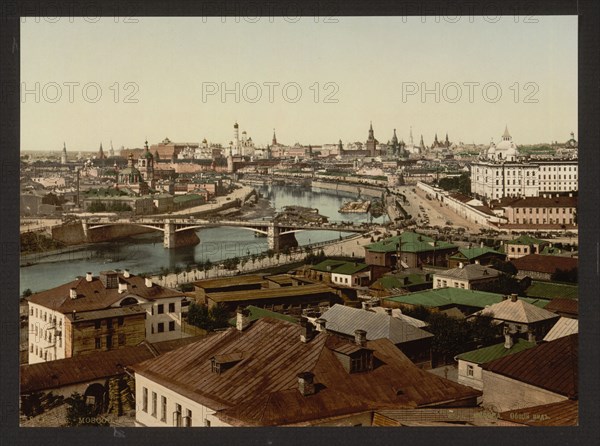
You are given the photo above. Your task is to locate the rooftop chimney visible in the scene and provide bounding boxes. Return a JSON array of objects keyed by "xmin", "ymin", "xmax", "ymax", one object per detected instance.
[
  {"xmin": 69, "ymin": 288, "xmax": 77, "ymax": 299},
  {"xmin": 354, "ymin": 329, "xmax": 367, "ymax": 347},
  {"xmin": 315, "ymin": 318, "xmax": 327, "ymax": 332},
  {"xmin": 510, "ymin": 293, "xmax": 518, "ymax": 302},
  {"xmin": 361, "ymin": 301, "xmax": 369, "ymax": 310},
  {"xmin": 300, "ymin": 317, "xmax": 315, "ymax": 343},
  {"xmin": 385, "ymin": 308, "xmax": 392, "ymax": 316},
  {"xmin": 236, "ymin": 307, "xmax": 251, "ymax": 332},
  {"xmin": 475, "ymin": 259, "xmax": 481, "ymax": 265},
  {"xmin": 145, "ymin": 277, "xmax": 153, "ymax": 288},
  {"xmin": 503, "ymin": 326, "xmax": 514, "ymax": 349},
  {"xmin": 480, "ymin": 241, "xmax": 484, "ymax": 248},
  {"xmin": 297, "ymin": 372, "xmax": 316, "ymax": 396},
  {"xmin": 123, "ymin": 269, "xmax": 131, "ymax": 278},
  {"xmin": 118, "ymin": 281, "xmax": 128, "ymax": 294},
  {"xmin": 85, "ymin": 272, "xmax": 93, "ymax": 282},
  {"xmin": 458, "ymin": 262, "xmax": 464, "ymax": 269}
]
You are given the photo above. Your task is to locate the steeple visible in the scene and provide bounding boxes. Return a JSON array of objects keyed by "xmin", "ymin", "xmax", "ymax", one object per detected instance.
[
  {"xmin": 502, "ymin": 125, "xmax": 511, "ymax": 140},
  {"xmin": 272, "ymin": 129, "xmax": 277, "ymax": 146},
  {"xmin": 392, "ymin": 128, "xmax": 398, "ymax": 144}
]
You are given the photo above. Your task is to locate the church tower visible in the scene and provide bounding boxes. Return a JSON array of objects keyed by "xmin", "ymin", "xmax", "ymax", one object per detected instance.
[
  {"xmin": 366, "ymin": 122, "xmax": 377, "ymax": 157},
  {"xmin": 98, "ymin": 142, "xmax": 106, "ymax": 160},
  {"xmin": 272, "ymin": 129, "xmax": 277, "ymax": 146},
  {"xmin": 60, "ymin": 142, "xmax": 67, "ymax": 164},
  {"xmin": 233, "ymin": 122, "xmax": 240, "ymax": 155},
  {"xmin": 138, "ymin": 139, "xmax": 154, "ymax": 187}
]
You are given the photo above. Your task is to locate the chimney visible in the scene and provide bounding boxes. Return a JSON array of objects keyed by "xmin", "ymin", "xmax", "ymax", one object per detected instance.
[
  {"xmin": 475, "ymin": 259, "xmax": 480, "ymax": 265},
  {"xmin": 236, "ymin": 307, "xmax": 251, "ymax": 332},
  {"xmin": 300, "ymin": 317, "xmax": 315, "ymax": 343},
  {"xmin": 72, "ymin": 310, "xmax": 76, "ymax": 320},
  {"xmin": 480, "ymin": 241, "xmax": 484, "ymax": 248},
  {"xmin": 297, "ymin": 372, "xmax": 316, "ymax": 396},
  {"xmin": 503, "ymin": 326, "xmax": 514, "ymax": 349},
  {"xmin": 385, "ymin": 308, "xmax": 392, "ymax": 316},
  {"xmin": 315, "ymin": 318, "xmax": 327, "ymax": 332},
  {"xmin": 361, "ymin": 301, "xmax": 369, "ymax": 310},
  {"xmin": 458, "ymin": 262, "xmax": 464, "ymax": 269},
  {"xmin": 85, "ymin": 272, "xmax": 93, "ymax": 282},
  {"xmin": 69, "ymin": 288, "xmax": 77, "ymax": 299},
  {"xmin": 123, "ymin": 269, "xmax": 131, "ymax": 278},
  {"xmin": 354, "ymin": 329, "xmax": 367, "ymax": 347},
  {"xmin": 510, "ymin": 293, "xmax": 518, "ymax": 302},
  {"xmin": 118, "ymin": 281, "xmax": 128, "ymax": 294},
  {"xmin": 145, "ymin": 277, "xmax": 153, "ymax": 288}
]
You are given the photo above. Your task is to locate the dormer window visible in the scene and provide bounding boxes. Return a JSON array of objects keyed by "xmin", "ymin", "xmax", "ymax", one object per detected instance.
[
  {"xmin": 210, "ymin": 352, "xmax": 244, "ymax": 374},
  {"xmin": 332, "ymin": 343, "xmax": 374, "ymax": 374}
]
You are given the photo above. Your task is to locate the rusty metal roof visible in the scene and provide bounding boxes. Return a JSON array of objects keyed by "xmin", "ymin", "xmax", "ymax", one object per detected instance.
[
  {"xmin": 482, "ymin": 334, "xmax": 577, "ymax": 398},
  {"xmin": 474, "ymin": 297, "xmax": 559, "ymax": 324},
  {"xmin": 511, "ymin": 254, "xmax": 578, "ymax": 275},
  {"xmin": 498, "ymin": 399, "xmax": 578, "ymax": 426},
  {"xmin": 192, "ymin": 275, "xmax": 266, "ymax": 289},
  {"xmin": 131, "ymin": 318, "xmax": 480, "ymax": 426},
  {"xmin": 28, "ymin": 273, "xmax": 183, "ymax": 314},
  {"xmin": 20, "ymin": 336, "xmax": 203, "ymax": 394},
  {"xmin": 206, "ymin": 284, "xmax": 336, "ymax": 303}
]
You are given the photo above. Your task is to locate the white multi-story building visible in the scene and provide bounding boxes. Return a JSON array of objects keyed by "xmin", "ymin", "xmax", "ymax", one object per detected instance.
[
  {"xmin": 471, "ymin": 127, "xmax": 578, "ymax": 201},
  {"xmin": 27, "ymin": 270, "xmax": 187, "ymax": 365}
]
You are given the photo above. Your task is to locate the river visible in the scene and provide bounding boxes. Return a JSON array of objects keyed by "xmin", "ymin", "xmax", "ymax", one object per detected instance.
[{"xmin": 19, "ymin": 184, "xmax": 385, "ymax": 294}]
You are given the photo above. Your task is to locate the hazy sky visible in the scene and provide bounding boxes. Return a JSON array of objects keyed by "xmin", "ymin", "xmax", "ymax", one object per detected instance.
[{"xmin": 21, "ymin": 16, "xmax": 577, "ymax": 151}]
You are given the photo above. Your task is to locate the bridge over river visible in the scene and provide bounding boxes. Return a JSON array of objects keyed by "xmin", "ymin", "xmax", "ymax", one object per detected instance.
[{"xmin": 81, "ymin": 216, "xmax": 372, "ymax": 250}]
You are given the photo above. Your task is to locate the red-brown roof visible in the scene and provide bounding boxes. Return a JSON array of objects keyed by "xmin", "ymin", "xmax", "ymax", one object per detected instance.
[
  {"xmin": 131, "ymin": 318, "xmax": 480, "ymax": 426},
  {"xmin": 545, "ymin": 298, "xmax": 579, "ymax": 317},
  {"xmin": 511, "ymin": 254, "xmax": 578, "ymax": 275},
  {"xmin": 498, "ymin": 399, "xmax": 578, "ymax": 426},
  {"xmin": 499, "ymin": 196, "xmax": 577, "ymax": 209},
  {"xmin": 20, "ymin": 336, "xmax": 203, "ymax": 394},
  {"xmin": 28, "ymin": 272, "xmax": 183, "ymax": 313},
  {"xmin": 482, "ymin": 334, "xmax": 577, "ymax": 398}
]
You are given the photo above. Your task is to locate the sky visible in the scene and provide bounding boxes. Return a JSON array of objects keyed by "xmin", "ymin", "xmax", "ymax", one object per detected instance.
[{"xmin": 20, "ymin": 16, "xmax": 577, "ymax": 151}]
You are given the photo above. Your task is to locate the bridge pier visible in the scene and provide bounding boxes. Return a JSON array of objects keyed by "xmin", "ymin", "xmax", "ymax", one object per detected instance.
[
  {"xmin": 81, "ymin": 221, "xmax": 89, "ymax": 239},
  {"xmin": 164, "ymin": 221, "xmax": 176, "ymax": 248},
  {"xmin": 267, "ymin": 225, "xmax": 280, "ymax": 252}
]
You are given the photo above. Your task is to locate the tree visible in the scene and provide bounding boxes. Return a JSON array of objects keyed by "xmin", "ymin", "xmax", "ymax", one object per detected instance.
[
  {"xmin": 208, "ymin": 304, "xmax": 229, "ymax": 330},
  {"xmin": 65, "ymin": 392, "xmax": 108, "ymax": 427},
  {"xmin": 22, "ymin": 288, "xmax": 33, "ymax": 298},
  {"xmin": 187, "ymin": 302, "xmax": 211, "ymax": 330}
]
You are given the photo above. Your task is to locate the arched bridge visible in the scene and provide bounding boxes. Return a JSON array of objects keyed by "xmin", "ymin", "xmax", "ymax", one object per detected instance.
[{"xmin": 81, "ymin": 216, "xmax": 371, "ymax": 250}]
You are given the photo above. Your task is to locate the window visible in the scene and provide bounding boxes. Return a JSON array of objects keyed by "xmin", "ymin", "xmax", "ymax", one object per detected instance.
[
  {"xmin": 204, "ymin": 419, "xmax": 211, "ymax": 427},
  {"xmin": 174, "ymin": 403, "xmax": 182, "ymax": 427},
  {"xmin": 158, "ymin": 323, "xmax": 164, "ymax": 333},
  {"xmin": 184, "ymin": 409, "xmax": 192, "ymax": 427},
  {"xmin": 106, "ymin": 318, "xmax": 113, "ymax": 329},
  {"xmin": 94, "ymin": 320, "xmax": 101, "ymax": 329},
  {"xmin": 161, "ymin": 396, "xmax": 167, "ymax": 422},
  {"xmin": 151, "ymin": 392, "xmax": 157, "ymax": 417},
  {"xmin": 467, "ymin": 365, "xmax": 474, "ymax": 377},
  {"xmin": 169, "ymin": 321, "xmax": 175, "ymax": 332},
  {"xmin": 168, "ymin": 303, "xmax": 175, "ymax": 313},
  {"xmin": 157, "ymin": 304, "xmax": 164, "ymax": 314},
  {"xmin": 30, "ymin": 308, "xmax": 33, "ymax": 316},
  {"xmin": 95, "ymin": 337, "xmax": 101, "ymax": 349},
  {"xmin": 117, "ymin": 317, "xmax": 124, "ymax": 327},
  {"xmin": 30, "ymin": 343, "xmax": 33, "ymax": 353},
  {"xmin": 106, "ymin": 335, "xmax": 113, "ymax": 349},
  {"xmin": 118, "ymin": 333, "xmax": 126, "ymax": 346},
  {"xmin": 142, "ymin": 388, "xmax": 148, "ymax": 412}
]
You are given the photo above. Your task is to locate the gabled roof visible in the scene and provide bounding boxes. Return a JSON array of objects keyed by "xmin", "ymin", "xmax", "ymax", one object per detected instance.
[
  {"xmin": 511, "ymin": 254, "xmax": 578, "ymax": 275},
  {"xmin": 385, "ymin": 288, "xmax": 549, "ymax": 310},
  {"xmin": 27, "ymin": 272, "xmax": 183, "ymax": 313},
  {"xmin": 543, "ymin": 317, "xmax": 578, "ymax": 342},
  {"xmin": 544, "ymin": 298, "xmax": 579, "ymax": 317},
  {"xmin": 366, "ymin": 232, "xmax": 456, "ymax": 253},
  {"xmin": 310, "ymin": 259, "xmax": 370, "ymax": 275},
  {"xmin": 450, "ymin": 247, "xmax": 505, "ymax": 261},
  {"xmin": 506, "ymin": 235, "xmax": 547, "ymax": 246},
  {"xmin": 371, "ymin": 273, "xmax": 431, "ymax": 291},
  {"xmin": 369, "ymin": 307, "xmax": 428, "ymax": 328},
  {"xmin": 474, "ymin": 297, "xmax": 559, "ymax": 324},
  {"xmin": 131, "ymin": 318, "xmax": 479, "ymax": 426},
  {"xmin": 320, "ymin": 304, "xmax": 433, "ymax": 344},
  {"xmin": 434, "ymin": 264, "xmax": 501, "ymax": 281},
  {"xmin": 455, "ymin": 338, "xmax": 536, "ymax": 365},
  {"xmin": 482, "ymin": 334, "xmax": 577, "ymax": 398}
]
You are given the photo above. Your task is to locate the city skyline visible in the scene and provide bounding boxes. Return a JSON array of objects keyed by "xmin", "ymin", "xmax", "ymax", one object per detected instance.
[{"xmin": 21, "ymin": 16, "xmax": 577, "ymax": 150}]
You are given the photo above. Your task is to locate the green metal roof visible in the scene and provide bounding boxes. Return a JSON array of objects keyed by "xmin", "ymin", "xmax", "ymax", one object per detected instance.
[
  {"xmin": 366, "ymin": 231, "xmax": 456, "ymax": 253},
  {"xmin": 310, "ymin": 259, "xmax": 369, "ymax": 275},
  {"xmin": 456, "ymin": 338, "xmax": 536, "ymax": 364},
  {"xmin": 450, "ymin": 247, "xmax": 505, "ymax": 261},
  {"xmin": 173, "ymin": 194, "xmax": 202, "ymax": 203},
  {"xmin": 373, "ymin": 274, "xmax": 431, "ymax": 290},
  {"xmin": 384, "ymin": 288, "xmax": 550, "ymax": 309},
  {"xmin": 524, "ymin": 281, "xmax": 579, "ymax": 300},
  {"xmin": 506, "ymin": 234, "xmax": 547, "ymax": 246},
  {"xmin": 227, "ymin": 305, "xmax": 298, "ymax": 327}
]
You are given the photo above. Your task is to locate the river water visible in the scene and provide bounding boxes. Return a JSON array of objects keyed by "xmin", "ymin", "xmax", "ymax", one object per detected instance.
[{"xmin": 20, "ymin": 185, "xmax": 384, "ymax": 294}]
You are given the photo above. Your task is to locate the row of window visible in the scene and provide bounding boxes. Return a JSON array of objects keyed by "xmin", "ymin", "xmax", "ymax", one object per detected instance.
[
  {"xmin": 515, "ymin": 208, "xmax": 571, "ymax": 214},
  {"xmin": 436, "ymin": 279, "xmax": 466, "ymax": 289},
  {"xmin": 513, "ymin": 218, "xmax": 572, "ymax": 225},
  {"xmin": 94, "ymin": 317, "xmax": 125, "ymax": 330},
  {"xmin": 151, "ymin": 321, "xmax": 176, "ymax": 334},
  {"xmin": 30, "ymin": 343, "xmax": 53, "ymax": 361},
  {"xmin": 30, "ymin": 307, "xmax": 61, "ymax": 327},
  {"xmin": 95, "ymin": 334, "xmax": 126, "ymax": 349},
  {"xmin": 141, "ymin": 387, "xmax": 197, "ymax": 427},
  {"xmin": 153, "ymin": 303, "xmax": 176, "ymax": 315},
  {"xmin": 30, "ymin": 324, "xmax": 62, "ymax": 347}
]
